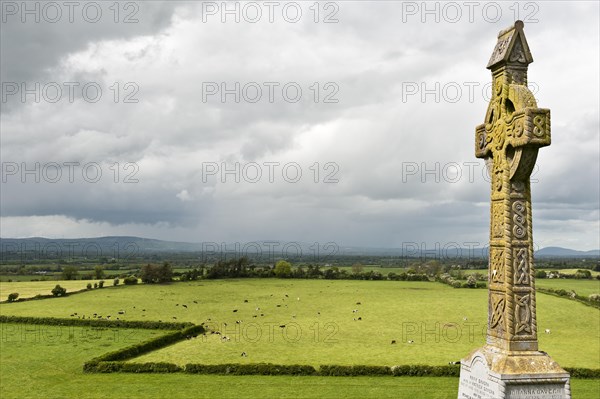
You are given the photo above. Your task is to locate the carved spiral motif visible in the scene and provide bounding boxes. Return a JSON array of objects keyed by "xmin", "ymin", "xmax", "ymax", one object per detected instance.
[
  {"xmin": 478, "ymin": 132, "xmax": 486, "ymax": 150},
  {"xmin": 512, "ymin": 201, "xmax": 526, "ymax": 239},
  {"xmin": 533, "ymin": 115, "xmax": 545, "ymax": 137}
]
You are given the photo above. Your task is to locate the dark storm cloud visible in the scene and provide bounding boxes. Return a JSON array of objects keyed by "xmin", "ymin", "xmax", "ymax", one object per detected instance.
[{"xmin": 0, "ymin": 1, "xmax": 598, "ymax": 250}]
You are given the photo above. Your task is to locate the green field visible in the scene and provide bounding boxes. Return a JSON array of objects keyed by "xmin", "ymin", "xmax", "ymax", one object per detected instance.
[
  {"xmin": 1, "ymin": 279, "xmax": 598, "ymax": 369},
  {"xmin": 0, "ymin": 321, "xmax": 598, "ymax": 399},
  {"xmin": 0, "ymin": 280, "xmax": 111, "ymax": 301},
  {"xmin": 0, "ymin": 279, "xmax": 598, "ymax": 398},
  {"xmin": 536, "ymin": 278, "xmax": 600, "ymax": 297}
]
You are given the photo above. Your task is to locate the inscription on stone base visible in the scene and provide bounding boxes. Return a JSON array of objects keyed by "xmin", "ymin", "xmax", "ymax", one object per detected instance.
[
  {"xmin": 458, "ymin": 356, "xmax": 502, "ymax": 399},
  {"xmin": 506, "ymin": 385, "xmax": 564, "ymax": 399},
  {"xmin": 458, "ymin": 351, "xmax": 570, "ymax": 399}
]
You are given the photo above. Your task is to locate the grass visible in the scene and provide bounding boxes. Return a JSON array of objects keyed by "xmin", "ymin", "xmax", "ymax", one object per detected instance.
[
  {"xmin": 0, "ymin": 279, "xmax": 111, "ymax": 301},
  {"xmin": 1, "ymin": 279, "xmax": 598, "ymax": 368},
  {"xmin": 0, "ymin": 321, "xmax": 598, "ymax": 399},
  {"xmin": 536, "ymin": 278, "xmax": 600, "ymax": 297}
]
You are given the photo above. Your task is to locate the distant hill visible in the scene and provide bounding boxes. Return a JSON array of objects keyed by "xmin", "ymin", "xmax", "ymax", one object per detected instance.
[
  {"xmin": 534, "ymin": 246, "xmax": 600, "ymax": 257},
  {"xmin": 0, "ymin": 236, "xmax": 598, "ymax": 259}
]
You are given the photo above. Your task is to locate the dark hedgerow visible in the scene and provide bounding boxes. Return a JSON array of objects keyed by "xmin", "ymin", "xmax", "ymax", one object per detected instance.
[
  {"xmin": 565, "ymin": 368, "xmax": 600, "ymax": 379},
  {"xmin": 84, "ymin": 324, "xmax": 205, "ymax": 372},
  {"xmin": 319, "ymin": 365, "xmax": 392, "ymax": 376},
  {"xmin": 391, "ymin": 364, "xmax": 460, "ymax": 377},
  {"xmin": 0, "ymin": 315, "xmax": 194, "ymax": 330},
  {"xmin": 184, "ymin": 363, "xmax": 317, "ymax": 376},
  {"xmin": 94, "ymin": 362, "xmax": 182, "ymax": 373}
]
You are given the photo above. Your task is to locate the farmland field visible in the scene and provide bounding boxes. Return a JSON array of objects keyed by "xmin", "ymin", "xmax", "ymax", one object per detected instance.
[
  {"xmin": 0, "ymin": 280, "xmax": 110, "ymax": 301},
  {"xmin": 536, "ymin": 278, "xmax": 600, "ymax": 297},
  {"xmin": 0, "ymin": 279, "xmax": 598, "ymax": 398}
]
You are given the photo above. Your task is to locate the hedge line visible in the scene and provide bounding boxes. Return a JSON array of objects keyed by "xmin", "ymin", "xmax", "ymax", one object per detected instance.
[
  {"xmin": 84, "ymin": 324, "xmax": 205, "ymax": 372},
  {"xmin": 319, "ymin": 364, "xmax": 461, "ymax": 377},
  {"xmin": 185, "ymin": 363, "xmax": 317, "ymax": 375},
  {"xmin": 537, "ymin": 288, "xmax": 600, "ymax": 309},
  {"xmin": 94, "ymin": 362, "xmax": 182, "ymax": 373},
  {"xmin": 0, "ymin": 315, "xmax": 193, "ymax": 330},
  {"xmin": 83, "ymin": 362, "xmax": 600, "ymax": 379},
  {"xmin": 565, "ymin": 368, "xmax": 600, "ymax": 379}
]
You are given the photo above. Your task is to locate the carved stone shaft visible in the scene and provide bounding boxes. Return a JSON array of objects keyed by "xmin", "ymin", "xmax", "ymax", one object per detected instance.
[{"xmin": 475, "ymin": 20, "xmax": 550, "ymax": 352}]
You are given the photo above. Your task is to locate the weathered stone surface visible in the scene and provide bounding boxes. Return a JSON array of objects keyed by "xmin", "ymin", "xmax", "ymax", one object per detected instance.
[{"xmin": 458, "ymin": 21, "xmax": 570, "ymax": 399}]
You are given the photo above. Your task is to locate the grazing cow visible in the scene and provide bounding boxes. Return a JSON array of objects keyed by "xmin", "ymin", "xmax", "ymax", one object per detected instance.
[
  {"xmin": 449, "ymin": 361, "xmax": 461, "ymax": 365},
  {"xmin": 356, "ymin": 302, "xmax": 361, "ymax": 305},
  {"xmin": 352, "ymin": 309, "xmax": 358, "ymax": 313},
  {"xmin": 233, "ymin": 309, "xmax": 238, "ymax": 312},
  {"xmin": 408, "ymin": 340, "xmax": 414, "ymax": 344},
  {"xmin": 545, "ymin": 329, "xmax": 551, "ymax": 334},
  {"xmin": 118, "ymin": 310, "xmax": 125, "ymax": 315},
  {"xmin": 391, "ymin": 340, "xmax": 396, "ymax": 344},
  {"xmin": 244, "ymin": 300, "xmax": 248, "ymax": 303},
  {"xmin": 193, "ymin": 300, "xmax": 198, "ymax": 304},
  {"xmin": 279, "ymin": 325, "xmax": 286, "ymax": 328},
  {"xmin": 173, "ymin": 316, "xmax": 177, "ymax": 319},
  {"xmin": 256, "ymin": 307, "xmax": 260, "ymax": 311},
  {"xmin": 357, "ymin": 317, "xmax": 362, "ymax": 321},
  {"xmin": 276, "ymin": 305, "xmax": 281, "ymax": 308},
  {"xmin": 463, "ymin": 317, "xmax": 468, "ymax": 321},
  {"xmin": 297, "ymin": 297, "xmax": 300, "ymax": 301},
  {"xmin": 241, "ymin": 352, "xmax": 247, "ymax": 357},
  {"xmin": 182, "ymin": 304, "xmax": 187, "ymax": 308}
]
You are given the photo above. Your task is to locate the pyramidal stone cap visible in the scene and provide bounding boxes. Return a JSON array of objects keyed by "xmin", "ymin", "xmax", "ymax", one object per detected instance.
[{"xmin": 487, "ymin": 20, "xmax": 534, "ymax": 69}]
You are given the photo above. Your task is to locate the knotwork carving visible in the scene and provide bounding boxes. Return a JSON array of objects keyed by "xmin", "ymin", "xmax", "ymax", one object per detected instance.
[
  {"xmin": 491, "ymin": 248, "xmax": 504, "ymax": 284},
  {"xmin": 514, "ymin": 248, "xmax": 529, "ymax": 285},
  {"xmin": 491, "ymin": 295, "xmax": 506, "ymax": 330},
  {"xmin": 515, "ymin": 294, "xmax": 532, "ymax": 334}
]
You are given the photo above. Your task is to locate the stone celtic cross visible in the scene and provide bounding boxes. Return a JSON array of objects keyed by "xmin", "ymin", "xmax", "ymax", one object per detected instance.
[
  {"xmin": 475, "ymin": 20, "xmax": 550, "ymax": 352},
  {"xmin": 459, "ymin": 21, "xmax": 570, "ymax": 399}
]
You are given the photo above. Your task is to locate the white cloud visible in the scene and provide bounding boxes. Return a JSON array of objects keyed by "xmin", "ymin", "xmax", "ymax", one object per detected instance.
[{"xmin": 1, "ymin": 1, "xmax": 598, "ymax": 251}]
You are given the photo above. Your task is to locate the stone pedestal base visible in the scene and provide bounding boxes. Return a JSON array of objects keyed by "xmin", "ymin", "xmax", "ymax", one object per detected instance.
[{"xmin": 458, "ymin": 346, "xmax": 571, "ymax": 399}]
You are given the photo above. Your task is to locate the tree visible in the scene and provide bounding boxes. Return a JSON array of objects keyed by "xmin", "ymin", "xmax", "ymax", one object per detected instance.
[
  {"xmin": 123, "ymin": 276, "xmax": 138, "ymax": 285},
  {"xmin": 7, "ymin": 293, "xmax": 19, "ymax": 302},
  {"xmin": 141, "ymin": 262, "xmax": 173, "ymax": 283},
  {"xmin": 535, "ymin": 270, "xmax": 547, "ymax": 279},
  {"xmin": 51, "ymin": 285, "xmax": 67, "ymax": 297},
  {"xmin": 94, "ymin": 265, "xmax": 105, "ymax": 279},
  {"xmin": 61, "ymin": 266, "xmax": 79, "ymax": 280},
  {"xmin": 351, "ymin": 263, "xmax": 364, "ymax": 274},
  {"xmin": 465, "ymin": 275, "xmax": 477, "ymax": 288},
  {"xmin": 274, "ymin": 260, "xmax": 292, "ymax": 278}
]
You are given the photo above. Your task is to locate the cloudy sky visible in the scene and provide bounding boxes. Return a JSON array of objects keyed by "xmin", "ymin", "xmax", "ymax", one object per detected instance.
[{"xmin": 1, "ymin": 1, "xmax": 598, "ymax": 251}]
